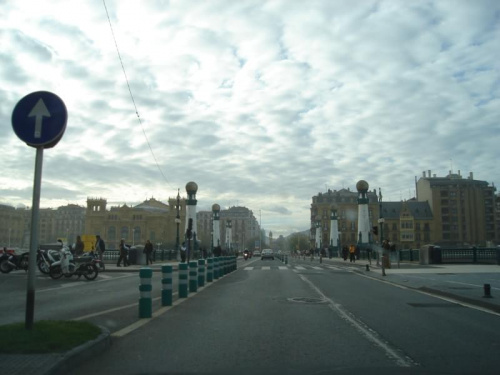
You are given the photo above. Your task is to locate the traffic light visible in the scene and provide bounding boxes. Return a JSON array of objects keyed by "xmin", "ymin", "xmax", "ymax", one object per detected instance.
[{"xmin": 372, "ymin": 226, "xmax": 378, "ymax": 236}]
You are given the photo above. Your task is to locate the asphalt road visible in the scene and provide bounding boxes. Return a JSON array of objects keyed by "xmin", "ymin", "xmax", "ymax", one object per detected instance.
[
  {"xmin": 1, "ymin": 258, "xmax": 499, "ymax": 374},
  {"xmin": 73, "ymin": 258, "xmax": 500, "ymax": 375}
]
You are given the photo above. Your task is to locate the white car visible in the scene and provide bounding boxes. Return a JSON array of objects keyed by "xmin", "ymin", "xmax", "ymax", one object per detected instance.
[{"xmin": 261, "ymin": 249, "xmax": 274, "ymax": 260}]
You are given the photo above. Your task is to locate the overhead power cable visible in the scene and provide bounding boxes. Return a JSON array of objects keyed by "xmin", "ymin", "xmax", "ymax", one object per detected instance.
[{"xmin": 103, "ymin": 0, "xmax": 176, "ymax": 193}]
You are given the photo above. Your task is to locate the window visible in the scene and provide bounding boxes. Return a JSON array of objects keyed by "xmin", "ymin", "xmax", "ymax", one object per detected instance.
[
  {"xmin": 108, "ymin": 226, "xmax": 116, "ymax": 241},
  {"xmin": 121, "ymin": 226, "xmax": 129, "ymax": 240},
  {"xmin": 133, "ymin": 226, "xmax": 141, "ymax": 243}
]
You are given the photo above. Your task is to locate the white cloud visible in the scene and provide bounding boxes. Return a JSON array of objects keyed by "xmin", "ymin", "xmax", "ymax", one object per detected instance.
[{"xmin": 1, "ymin": 0, "xmax": 499, "ymax": 236}]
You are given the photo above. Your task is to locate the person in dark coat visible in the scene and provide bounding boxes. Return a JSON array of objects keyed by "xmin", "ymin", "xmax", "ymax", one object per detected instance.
[
  {"xmin": 95, "ymin": 235, "xmax": 106, "ymax": 269},
  {"xmin": 143, "ymin": 239, "xmax": 154, "ymax": 265},
  {"xmin": 74, "ymin": 235, "xmax": 85, "ymax": 256},
  {"xmin": 117, "ymin": 239, "xmax": 130, "ymax": 267}
]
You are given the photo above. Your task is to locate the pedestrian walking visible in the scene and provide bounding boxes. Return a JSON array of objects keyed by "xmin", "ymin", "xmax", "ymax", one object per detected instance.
[
  {"xmin": 117, "ymin": 239, "xmax": 130, "ymax": 267},
  {"xmin": 342, "ymin": 246, "xmax": 348, "ymax": 261},
  {"xmin": 95, "ymin": 235, "xmax": 106, "ymax": 269},
  {"xmin": 349, "ymin": 244, "xmax": 356, "ymax": 263},
  {"xmin": 74, "ymin": 235, "xmax": 85, "ymax": 256},
  {"xmin": 143, "ymin": 239, "xmax": 154, "ymax": 265}
]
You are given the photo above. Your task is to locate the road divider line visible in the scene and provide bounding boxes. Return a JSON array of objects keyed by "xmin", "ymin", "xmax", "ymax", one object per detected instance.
[
  {"xmin": 38, "ymin": 274, "xmax": 135, "ymax": 293},
  {"xmin": 446, "ymin": 280, "xmax": 500, "ymax": 291},
  {"xmin": 298, "ymin": 273, "xmax": 417, "ymax": 368},
  {"xmin": 356, "ymin": 272, "xmax": 500, "ymax": 317}
]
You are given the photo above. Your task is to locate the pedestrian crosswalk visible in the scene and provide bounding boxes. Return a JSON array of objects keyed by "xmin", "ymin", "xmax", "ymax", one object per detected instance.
[{"xmin": 243, "ymin": 264, "xmax": 354, "ymax": 272}]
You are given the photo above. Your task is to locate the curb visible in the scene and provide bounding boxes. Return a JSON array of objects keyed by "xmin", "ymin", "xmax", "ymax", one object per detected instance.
[{"xmin": 46, "ymin": 326, "xmax": 111, "ymax": 375}]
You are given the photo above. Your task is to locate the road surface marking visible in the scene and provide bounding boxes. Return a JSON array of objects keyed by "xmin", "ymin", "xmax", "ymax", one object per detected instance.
[
  {"xmin": 37, "ymin": 274, "xmax": 135, "ymax": 293},
  {"xmin": 278, "ymin": 266, "xmax": 288, "ymax": 270},
  {"xmin": 244, "ymin": 267, "xmax": 254, "ymax": 271},
  {"xmin": 298, "ymin": 273, "xmax": 416, "ymax": 368},
  {"xmin": 446, "ymin": 280, "xmax": 500, "ymax": 290},
  {"xmin": 357, "ymin": 273, "xmax": 500, "ymax": 317},
  {"xmin": 311, "ymin": 266, "xmax": 323, "ymax": 270},
  {"xmin": 327, "ymin": 266, "xmax": 342, "ymax": 270},
  {"xmin": 295, "ymin": 266, "xmax": 306, "ymax": 270},
  {"xmin": 262, "ymin": 266, "xmax": 271, "ymax": 270},
  {"xmin": 98, "ymin": 274, "xmax": 113, "ymax": 279}
]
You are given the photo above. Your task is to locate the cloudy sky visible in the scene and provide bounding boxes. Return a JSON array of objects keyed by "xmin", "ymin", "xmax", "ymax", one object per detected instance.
[{"xmin": 1, "ymin": 0, "xmax": 499, "ymax": 236}]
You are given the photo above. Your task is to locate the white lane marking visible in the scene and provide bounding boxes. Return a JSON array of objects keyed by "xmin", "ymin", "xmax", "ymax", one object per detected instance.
[
  {"xmin": 311, "ymin": 266, "xmax": 323, "ymax": 270},
  {"xmin": 446, "ymin": 280, "xmax": 500, "ymax": 291},
  {"xmin": 298, "ymin": 273, "xmax": 416, "ymax": 368},
  {"xmin": 98, "ymin": 274, "xmax": 113, "ymax": 279},
  {"xmin": 37, "ymin": 274, "xmax": 135, "ymax": 293},
  {"xmin": 357, "ymin": 273, "xmax": 500, "ymax": 317},
  {"xmin": 295, "ymin": 266, "xmax": 306, "ymax": 270},
  {"xmin": 244, "ymin": 267, "xmax": 254, "ymax": 271},
  {"xmin": 327, "ymin": 266, "xmax": 342, "ymax": 270},
  {"xmin": 278, "ymin": 266, "xmax": 288, "ymax": 270},
  {"xmin": 262, "ymin": 266, "xmax": 271, "ymax": 270}
]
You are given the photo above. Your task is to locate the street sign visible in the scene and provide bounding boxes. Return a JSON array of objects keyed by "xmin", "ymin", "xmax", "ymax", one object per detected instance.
[{"xmin": 11, "ymin": 91, "xmax": 67, "ymax": 148}]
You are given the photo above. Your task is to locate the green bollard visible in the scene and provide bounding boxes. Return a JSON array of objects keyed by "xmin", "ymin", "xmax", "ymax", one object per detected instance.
[
  {"xmin": 213, "ymin": 257, "xmax": 219, "ymax": 279},
  {"xmin": 207, "ymin": 257, "xmax": 213, "ymax": 282},
  {"xmin": 179, "ymin": 262, "xmax": 188, "ymax": 298},
  {"xmin": 189, "ymin": 260, "xmax": 198, "ymax": 293},
  {"xmin": 139, "ymin": 267, "xmax": 153, "ymax": 318},
  {"xmin": 198, "ymin": 259, "xmax": 205, "ymax": 287},
  {"xmin": 161, "ymin": 265, "xmax": 173, "ymax": 306}
]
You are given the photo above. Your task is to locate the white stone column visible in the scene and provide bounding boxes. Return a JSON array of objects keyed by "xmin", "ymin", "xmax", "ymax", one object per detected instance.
[
  {"xmin": 212, "ymin": 204, "xmax": 221, "ymax": 248},
  {"xmin": 356, "ymin": 180, "xmax": 370, "ymax": 244}
]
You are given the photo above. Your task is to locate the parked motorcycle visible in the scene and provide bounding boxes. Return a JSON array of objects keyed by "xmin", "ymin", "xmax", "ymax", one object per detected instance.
[
  {"xmin": 37, "ymin": 248, "xmax": 61, "ymax": 274},
  {"xmin": 0, "ymin": 251, "xmax": 29, "ymax": 273},
  {"xmin": 49, "ymin": 245, "xmax": 99, "ymax": 281}
]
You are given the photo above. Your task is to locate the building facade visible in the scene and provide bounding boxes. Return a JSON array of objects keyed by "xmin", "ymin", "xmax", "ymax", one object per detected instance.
[
  {"xmin": 311, "ymin": 186, "xmax": 434, "ymax": 250},
  {"xmin": 416, "ymin": 170, "xmax": 497, "ymax": 246},
  {"xmin": 311, "ymin": 188, "xmax": 380, "ymax": 248},
  {"xmin": 84, "ymin": 197, "xmax": 186, "ymax": 250},
  {"xmin": 197, "ymin": 206, "xmax": 260, "ymax": 251},
  {"xmin": 0, "ymin": 204, "xmax": 29, "ymax": 249},
  {"xmin": 379, "ymin": 200, "xmax": 433, "ymax": 249}
]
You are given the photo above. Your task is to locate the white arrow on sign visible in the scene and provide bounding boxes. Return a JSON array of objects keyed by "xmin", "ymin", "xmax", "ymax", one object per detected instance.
[{"xmin": 28, "ymin": 98, "xmax": 51, "ymax": 138}]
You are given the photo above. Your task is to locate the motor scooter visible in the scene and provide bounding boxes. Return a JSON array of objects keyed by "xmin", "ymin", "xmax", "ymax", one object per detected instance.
[
  {"xmin": 37, "ymin": 248, "xmax": 61, "ymax": 274},
  {"xmin": 49, "ymin": 241, "xmax": 99, "ymax": 281}
]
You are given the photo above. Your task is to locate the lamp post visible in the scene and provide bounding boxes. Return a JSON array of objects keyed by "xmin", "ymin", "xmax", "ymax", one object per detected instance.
[
  {"xmin": 315, "ymin": 215, "xmax": 321, "ymax": 254},
  {"xmin": 175, "ymin": 189, "xmax": 181, "ymax": 255},
  {"xmin": 378, "ymin": 187, "xmax": 385, "ymax": 273}
]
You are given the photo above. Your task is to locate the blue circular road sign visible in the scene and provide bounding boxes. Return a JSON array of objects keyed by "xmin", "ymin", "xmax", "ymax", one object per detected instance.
[{"xmin": 11, "ymin": 91, "xmax": 67, "ymax": 148}]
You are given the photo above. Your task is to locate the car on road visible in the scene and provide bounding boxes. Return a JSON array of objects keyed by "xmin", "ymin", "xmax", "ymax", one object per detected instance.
[{"xmin": 261, "ymin": 249, "xmax": 274, "ymax": 260}]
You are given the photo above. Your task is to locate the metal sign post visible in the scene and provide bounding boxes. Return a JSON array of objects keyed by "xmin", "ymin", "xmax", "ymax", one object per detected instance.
[
  {"xmin": 26, "ymin": 147, "xmax": 43, "ymax": 329},
  {"xmin": 11, "ymin": 91, "xmax": 67, "ymax": 330}
]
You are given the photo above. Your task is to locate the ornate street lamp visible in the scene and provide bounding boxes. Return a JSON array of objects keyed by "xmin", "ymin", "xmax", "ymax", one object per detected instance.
[
  {"xmin": 175, "ymin": 189, "xmax": 181, "ymax": 255},
  {"xmin": 315, "ymin": 215, "xmax": 321, "ymax": 252}
]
